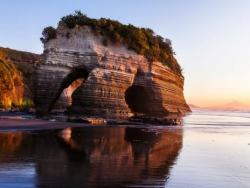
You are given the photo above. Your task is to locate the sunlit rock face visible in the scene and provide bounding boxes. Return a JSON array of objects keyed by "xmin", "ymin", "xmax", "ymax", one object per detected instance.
[
  {"xmin": 35, "ymin": 26, "xmax": 190, "ymax": 118},
  {"xmin": 0, "ymin": 60, "xmax": 24, "ymax": 108},
  {"xmin": 0, "ymin": 47, "xmax": 41, "ymax": 109}
]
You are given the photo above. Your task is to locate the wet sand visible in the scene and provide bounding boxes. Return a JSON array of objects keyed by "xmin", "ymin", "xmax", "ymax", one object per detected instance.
[
  {"xmin": 0, "ymin": 117, "xmax": 88, "ymax": 131},
  {"xmin": 166, "ymin": 110, "xmax": 250, "ymax": 188},
  {"xmin": 0, "ymin": 110, "xmax": 249, "ymax": 187}
]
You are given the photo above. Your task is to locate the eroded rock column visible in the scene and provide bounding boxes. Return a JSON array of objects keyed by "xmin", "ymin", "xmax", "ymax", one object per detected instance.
[
  {"xmin": 34, "ymin": 65, "xmax": 71, "ymax": 114},
  {"xmin": 70, "ymin": 67, "xmax": 135, "ymax": 119}
]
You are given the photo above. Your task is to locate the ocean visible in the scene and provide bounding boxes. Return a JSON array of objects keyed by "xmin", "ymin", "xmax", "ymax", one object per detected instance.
[{"xmin": 0, "ymin": 109, "xmax": 249, "ymax": 188}]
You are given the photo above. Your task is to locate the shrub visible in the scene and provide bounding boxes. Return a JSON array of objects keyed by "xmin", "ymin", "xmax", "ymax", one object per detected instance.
[
  {"xmin": 41, "ymin": 26, "xmax": 57, "ymax": 43},
  {"xmin": 19, "ymin": 99, "xmax": 34, "ymax": 111},
  {"xmin": 42, "ymin": 11, "xmax": 183, "ymax": 75}
]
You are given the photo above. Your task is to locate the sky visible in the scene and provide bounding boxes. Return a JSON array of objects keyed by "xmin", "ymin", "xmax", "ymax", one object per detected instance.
[{"xmin": 1, "ymin": 0, "xmax": 250, "ymax": 107}]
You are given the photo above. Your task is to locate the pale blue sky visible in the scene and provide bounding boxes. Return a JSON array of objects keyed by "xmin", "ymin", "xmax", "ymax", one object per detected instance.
[{"xmin": 1, "ymin": 0, "xmax": 250, "ymax": 106}]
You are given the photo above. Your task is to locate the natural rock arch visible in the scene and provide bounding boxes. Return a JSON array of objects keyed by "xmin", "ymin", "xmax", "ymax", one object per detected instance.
[
  {"xmin": 34, "ymin": 26, "xmax": 190, "ymax": 117},
  {"xmin": 49, "ymin": 66, "xmax": 89, "ymax": 112},
  {"xmin": 125, "ymin": 85, "xmax": 151, "ymax": 115},
  {"xmin": 124, "ymin": 70, "xmax": 169, "ymax": 117}
]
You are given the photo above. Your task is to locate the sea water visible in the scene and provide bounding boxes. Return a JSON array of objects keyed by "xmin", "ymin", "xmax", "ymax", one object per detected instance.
[{"xmin": 0, "ymin": 109, "xmax": 249, "ymax": 188}]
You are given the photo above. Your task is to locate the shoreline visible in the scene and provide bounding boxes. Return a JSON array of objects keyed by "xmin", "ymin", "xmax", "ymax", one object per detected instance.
[
  {"xmin": 0, "ymin": 118, "xmax": 91, "ymax": 131},
  {"xmin": 0, "ymin": 111, "xmax": 182, "ymax": 131}
]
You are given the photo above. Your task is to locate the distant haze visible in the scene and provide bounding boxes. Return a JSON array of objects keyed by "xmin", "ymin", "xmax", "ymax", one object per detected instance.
[
  {"xmin": 190, "ymin": 100, "xmax": 250, "ymax": 111},
  {"xmin": 0, "ymin": 0, "xmax": 250, "ymax": 107}
]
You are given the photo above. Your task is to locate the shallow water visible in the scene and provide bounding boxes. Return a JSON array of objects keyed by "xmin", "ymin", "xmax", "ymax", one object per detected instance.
[{"xmin": 0, "ymin": 109, "xmax": 249, "ymax": 188}]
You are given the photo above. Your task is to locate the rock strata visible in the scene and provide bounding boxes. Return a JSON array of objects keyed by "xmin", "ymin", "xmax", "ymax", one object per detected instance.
[
  {"xmin": 34, "ymin": 26, "xmax": 190, "ymax": 119},
  {"xmin": 0, "ymin": 47, "xmax": 41, "ymax": 109}
]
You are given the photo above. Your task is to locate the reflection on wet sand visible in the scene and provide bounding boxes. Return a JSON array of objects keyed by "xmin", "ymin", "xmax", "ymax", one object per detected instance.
[
  {"xmin": 0, "ymin": 133, "xmax": 23, "ymax": 161},
  {"xmin": 0, "ymin": 127, "xmax": 182, "ymax": 187}
]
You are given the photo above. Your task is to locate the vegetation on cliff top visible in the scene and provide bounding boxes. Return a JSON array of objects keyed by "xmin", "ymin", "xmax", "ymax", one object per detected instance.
[
  {"xmin": 41, "ymin": 11, "xmax": 182, "ymax": 75},
  {"xmin": 0, "ymin": 47, "xmax": 40, "ymax": 64}
]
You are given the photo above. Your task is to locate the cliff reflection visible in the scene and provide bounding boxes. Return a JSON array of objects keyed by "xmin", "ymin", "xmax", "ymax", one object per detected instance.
[
  {"xmin": 0, "ymin": 132, "xmax": 23, "ymax": 161},
  {"xmin": 0, "ymin": 127, "xmax": 182, "ymax": 187}
]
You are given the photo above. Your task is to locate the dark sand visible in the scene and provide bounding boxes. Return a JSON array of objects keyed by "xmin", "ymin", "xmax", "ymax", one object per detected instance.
[
  {"xmin": 0, "ymin": 118, "xmax": 88, "ymax": 131},
  {"xmin": 0, "ymin": 110, "xmax": 249, "ymax": 187}
]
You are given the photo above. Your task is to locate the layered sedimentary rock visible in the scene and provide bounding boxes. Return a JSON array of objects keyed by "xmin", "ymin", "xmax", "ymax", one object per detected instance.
[
  {"xmin": 0, "ymin": 60, "xmax": 23, "ymax": 108},
  {"xmin": 34, "ymin": 26, "xmax": 190, "ymax": 118},
  {"xmin": 0, "ymin": 47, "xmax": 41, "ymax": 108}
]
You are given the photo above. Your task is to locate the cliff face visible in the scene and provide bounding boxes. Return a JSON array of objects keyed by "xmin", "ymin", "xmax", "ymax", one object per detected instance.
[
  {"xmin": 0, "ymin": 60, "xmax": 23, "ymax": 108},
  {"xmin": 0, "ymin": 47, "xmax": 41, "ymax": 109},
  {"xmin": 34, "ymin": 26, "xmax": 190, "ymax": 118}
]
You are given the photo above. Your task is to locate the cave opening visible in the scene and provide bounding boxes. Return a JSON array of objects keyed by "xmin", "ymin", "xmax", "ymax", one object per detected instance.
[
  {"xmin": 49, "ymin": 67, "xmax": 89, "ymax": 111},
  {"xmin": 125, "ymin": 85, "xmax": 151, "ymax": 115}
]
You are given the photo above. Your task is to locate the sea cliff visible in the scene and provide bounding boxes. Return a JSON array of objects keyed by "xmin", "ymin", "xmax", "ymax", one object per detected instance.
[
  {"xmin": 0, "ymin": 12, "xmax": 190, "ymax": 122},
  {"xmin": 35, "ymin": 27, "xmax": 190, "ymax": 119},
  {"xmin": 0, "ymin": 47, "xmax": 40, "ymax": 109}
]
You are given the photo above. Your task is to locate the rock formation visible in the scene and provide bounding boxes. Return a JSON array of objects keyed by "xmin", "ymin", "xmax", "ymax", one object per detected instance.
[
  {"xmin": 0, "ymin": 47, "xmax": 40, "ymax": 109},
  {"xmin": 0, "ymin": 12, "xmax": 190, "ymax": 120},
  {"xmin": 34, "ymin": 24, "xmax": 190, "ymax": 119}
]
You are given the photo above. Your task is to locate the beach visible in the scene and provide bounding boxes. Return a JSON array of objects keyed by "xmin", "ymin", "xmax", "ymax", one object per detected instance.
[{"xmin": 0, "ymin": 109, "xmax": 249, "ymax": 187}]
